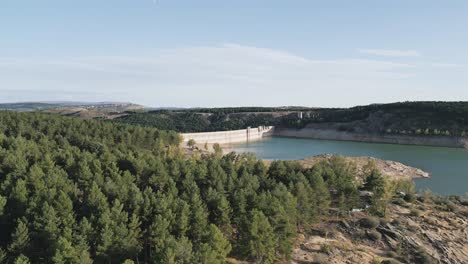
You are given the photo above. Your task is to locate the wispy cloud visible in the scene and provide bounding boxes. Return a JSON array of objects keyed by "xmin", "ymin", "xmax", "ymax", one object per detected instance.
[
  {"xmin": 0, "ymin": 44, "xmax": 465, "ymax": 107},
  {"xmin": 358, "ymin": 49, "xmax": 421, "ymax": 57}
]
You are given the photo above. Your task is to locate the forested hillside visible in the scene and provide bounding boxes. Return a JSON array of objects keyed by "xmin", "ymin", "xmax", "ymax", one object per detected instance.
[
  {"xmin": 0, "ymin": 111, "xmax": 415, "ymax": 263},
  {"xmin": 113, "ymin": 102, "xmax": 468, "ymax": 136},
  {"xmin": 113, "ymin": 110, "xmax": 296, "ymax": 132}
]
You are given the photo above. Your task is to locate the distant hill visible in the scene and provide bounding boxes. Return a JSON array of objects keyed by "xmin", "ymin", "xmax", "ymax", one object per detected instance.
[
  {"xmin": 0, "ymin": 102, "xmax": 63, "ymax": 112},
  {"xmin": 111, "ymin": 102, "xmax": 468, "ymax": 136},
  {"xmin": 0, "ymin": 102, "xmax": 146, "ymax": 119}
]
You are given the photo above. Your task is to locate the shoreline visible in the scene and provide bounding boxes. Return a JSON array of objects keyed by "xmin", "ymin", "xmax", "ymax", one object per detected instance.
[
  {"xmin": 273, "ymin": 128, "xmax": 468, "ymax": 149},
  {"xmin": 181, "ymin": 127, "xmax": 468, "ymax": 149}
]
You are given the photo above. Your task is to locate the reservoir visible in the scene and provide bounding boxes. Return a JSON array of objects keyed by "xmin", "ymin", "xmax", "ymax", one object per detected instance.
[{"xmin": 230, "ymin": 137, "xmax": 468, "ymax": 195}]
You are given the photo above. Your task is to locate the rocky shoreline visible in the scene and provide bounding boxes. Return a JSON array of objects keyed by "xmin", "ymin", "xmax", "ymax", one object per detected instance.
[
  {"xmin": 273, "ymin": 128, "xmax": 468, "ymax": 149},
  {"xmin": 298, "ymin": 155, "xmax": 430, "ymax": 180}
]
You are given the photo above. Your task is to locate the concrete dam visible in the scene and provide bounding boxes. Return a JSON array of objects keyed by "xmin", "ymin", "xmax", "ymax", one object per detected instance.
[
  {"xmin": 181, "ymin": 126, "xmax": 275, "ymax": 145},
  {"xmin": 181, "ymin": 126, "xmax": 468, "ymax": 149}
]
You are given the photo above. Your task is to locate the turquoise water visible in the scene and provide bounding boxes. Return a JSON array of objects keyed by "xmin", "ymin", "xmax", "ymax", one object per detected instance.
[{"xmin": 230, "ymin": 137, "xmax": 468, "ymax": 195}]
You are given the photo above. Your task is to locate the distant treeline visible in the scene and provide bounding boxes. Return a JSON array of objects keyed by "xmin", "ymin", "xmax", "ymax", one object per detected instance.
[
  {"xmin": 114, "ymin": 102, "xmax": 468, "ymax": 136},
  {"xmin": 301, "ymin": 101, "xmax": 468, "ymax": 137},
  {"xmin": 115, "ymin": 110, "xmax": 299, "ymax": 132}
]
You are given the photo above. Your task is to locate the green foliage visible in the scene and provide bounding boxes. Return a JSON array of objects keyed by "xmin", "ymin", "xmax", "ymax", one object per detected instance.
[
  {"xmin": 14, "ymin": 254, "xmax": 30, "ymax": 264},
  {"xmin": 8, "ymin": 218, "xmax": 30, "ymax": 256},
  {"xmin": 113, "ymin": 102, "xmax": 468, "ymax": 136},
  {"xmin": 367, "ymin": 230, "xmax": 382, "ymax": 241},
  {"xmin": 187, "ymin": 139, "xmax": 196, "ymax": 149},
  {"xmin": 320, "ymin": 244, "xmax": 333, "ymax": 255},
  {"xmin": 0, "ymin": 248, "xmax": 6, "ymax": 263},
  {"xmin": 359, "ymin": 217, "xmax": 380, "ymax": 229},
  {"xmin": 410, "ymin": 208, "xmax": 422, "ymax": 217},
  {"xmin": 242, "ymin": 210, "xmax": 276, "ymax": 264},
  {"xmin": 0, "ymin": 112, "xmax": 401, "ymax": 263}
]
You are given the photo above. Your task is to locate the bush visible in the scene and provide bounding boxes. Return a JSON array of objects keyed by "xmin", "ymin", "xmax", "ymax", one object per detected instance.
[
  {"xmin": 392, "ymin": 198, "xmax": 406, "ymax": 206},
  {"xmin": 410, "ymin": 208, "xmax": 421, "ymax": 217},
  {"xmin": 391, "ymin": 219, "xmax": 401, "ymax": 226},
  {"xmin": 414, "ymin": 247, "xmax": 435, "ymax": 264},
  {"xmin": 360, "ymin": 216, "xmax": 380, "ymax": 229},
  {"xmin": 460, "ymin": 199, "xmax": 468, "ymax": 206},
  {"xmin": 386, "ymin": 251, "xmax": 398, "ymax": 258},
  {"xmin": 461, "ymin": 210, "xmax": 468, "ymax": 217},
  {"xmin": 404, "ymin": 192, "xmax": 416, "ymax": 203},
  {"xmin": 379, "ymin": 218, "xmax": 390, "ymax": 226},
  {"xmin": 445, "ymin": 201, "xmax": 458, "ymax": 212},
  {"xmin": 368, "ymin": 230, "xmax": 382, "ymax": 241},
  {"xmin": 320, "ymin": 244, "xmax": 333, "ymax": 255}
]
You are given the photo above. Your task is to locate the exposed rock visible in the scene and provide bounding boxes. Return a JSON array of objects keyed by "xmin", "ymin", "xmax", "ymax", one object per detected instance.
[{"xmin": 289, "ymin": 199, "xmax": 468, "ymax": 264}]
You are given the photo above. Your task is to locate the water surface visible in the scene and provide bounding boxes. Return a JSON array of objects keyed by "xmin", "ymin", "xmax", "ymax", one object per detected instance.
[{"xmin": 230, "ymin": 137, "xmax": 468, "ymax": 195}]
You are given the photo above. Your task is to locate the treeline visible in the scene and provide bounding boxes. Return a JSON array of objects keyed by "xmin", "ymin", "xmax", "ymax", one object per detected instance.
[
  {"xmin": 114, "ymin": 111, "xmax": 301, "ymax": 132},
  {"xmin": 183, "ymin": 107, "xmax": 312, "ymax": 114},
  {"xmin": 300, "ymin": 101, "xmax": 468, "ymax": 136},
  {"xmin": 113, "ymin": 102, "xmax": 468, "ymax": 136},
  {"xmin": 0, "ymin": 111, "xmax": 409, "ymax": 263}
]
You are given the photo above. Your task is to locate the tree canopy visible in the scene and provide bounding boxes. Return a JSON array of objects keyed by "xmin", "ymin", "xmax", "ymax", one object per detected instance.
[{"xmin": 0, "ymin": 111, "xmax": 409, "ymax": 263}]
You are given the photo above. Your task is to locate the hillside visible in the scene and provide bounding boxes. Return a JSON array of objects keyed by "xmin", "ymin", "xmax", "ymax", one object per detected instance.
[
  {"xmin": 1, "ymin": 111, "xmax": 465, "ymax": 263},
  {"xmin": 0, "ymin": 102, "xmax": 145, "ymax": 117},
  {"xmin": 111, "ymin": 102, "xmax": 468, "ymax": 137}
]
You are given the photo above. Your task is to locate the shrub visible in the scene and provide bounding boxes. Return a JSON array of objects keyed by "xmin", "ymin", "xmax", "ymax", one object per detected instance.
[
  {"xmin": 379, "ymin": 218, "xmax": 390, "ymax": 226},
  {"xmin": 410, "ymin": 208, "xmax": 421, "ymax": 217},
  {"xmin": 414, "ymin": 247, "xmax": 435, "ymax": 264},
  {"xmin": 445, "ymin": 201, "xmax": 458, "ymax": 212},
  {"xmin": 424, "ymin": 217, "xmax": 436, "ymax": 225},
  {"xmin": 320, "ymin": 244, "xmax": 333, "ymax": 255},
  {"xmin": 392, "ymin": 198, "xmax": 406, "ymax": 206},
  {"xmin": 404, "ymin": 192, "xmax": 416, "ymax": 203},
  {"xmin": 460, "ymin": 199, "xmax": 468, "ymax": 206},
  {"xmin": 368, "ymin": 230, "xmax": 382, "ymax": 241},
  {"xmin": 461, "ymin": 210, "xmax": 468, "ymax": 218},
  {"xmin": 360, "ymin": 216, "xmax": 380, "ymax": 229},
  {"xmin": 386, "ymin": 251, "xmax": 398, "ymax": 258}
]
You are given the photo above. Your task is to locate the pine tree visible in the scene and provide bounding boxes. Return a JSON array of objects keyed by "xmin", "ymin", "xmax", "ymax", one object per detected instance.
[
  {"xmin": 295, "ymin": 181, "xmax": 315, "ymax": 229},
  {"xmin": 188, "ymin": 192, "xmax": 208, "ymax": 246},
  {"xmin": 0, "ymin": 195, "xmax": 6, "ymax": 216},
  {"xmin": 52, "ymin": 237, "xmax": 79, "ymax": 264},
  {"xmin": 0, "ymin": 247, "xmax": 7, "ymax": 263},
  {"xmin": 308, "ymin": 171, "xmax": 331, "ymax": 217},
  {"xmin": 197, "ymin": 224, "xmax": 231, "ymax": 263},
  {"xmin": 244, "ymin": 210, "xmax": 276, "ymax": 264},
  {"xmin": 8, "ymin": 218, "xmax": 30, "ymax": 256},
  {"xmin": 14, "ymin": 254, "xmax": 30, "ymax": 264},
  {"xmin": 54, "ymin": 191, "xmax": 75, "ymax": 240}
]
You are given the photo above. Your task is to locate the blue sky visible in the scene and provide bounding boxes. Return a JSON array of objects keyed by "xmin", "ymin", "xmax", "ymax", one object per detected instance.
[{"xmin": 1, "ymin": 0, "xmax": 467, "ymax": 107}]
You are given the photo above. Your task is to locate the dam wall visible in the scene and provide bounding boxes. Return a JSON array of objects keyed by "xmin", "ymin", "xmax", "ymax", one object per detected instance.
[
  {"xmin": 273, "ymin": 128, "xmax": 468, "ymax": 149},
  {"xmin": 181, "ymin": 126, "xmax": 275, "ymax": 144}
]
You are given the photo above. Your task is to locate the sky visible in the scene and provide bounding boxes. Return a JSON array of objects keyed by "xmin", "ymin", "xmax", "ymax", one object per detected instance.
[{"xmin": 1, "ymin": 0, "xmax": 467, "ymax": 107}]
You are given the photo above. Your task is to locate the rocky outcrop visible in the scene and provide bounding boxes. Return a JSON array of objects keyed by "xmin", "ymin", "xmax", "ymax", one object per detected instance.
[
  {"xmin": 298, "ymin": 155, "xmax": 430, "ymax": 179},
  {"xmin": 290, "ymin": 198, "xmax": 468, "ymax": 264}
]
